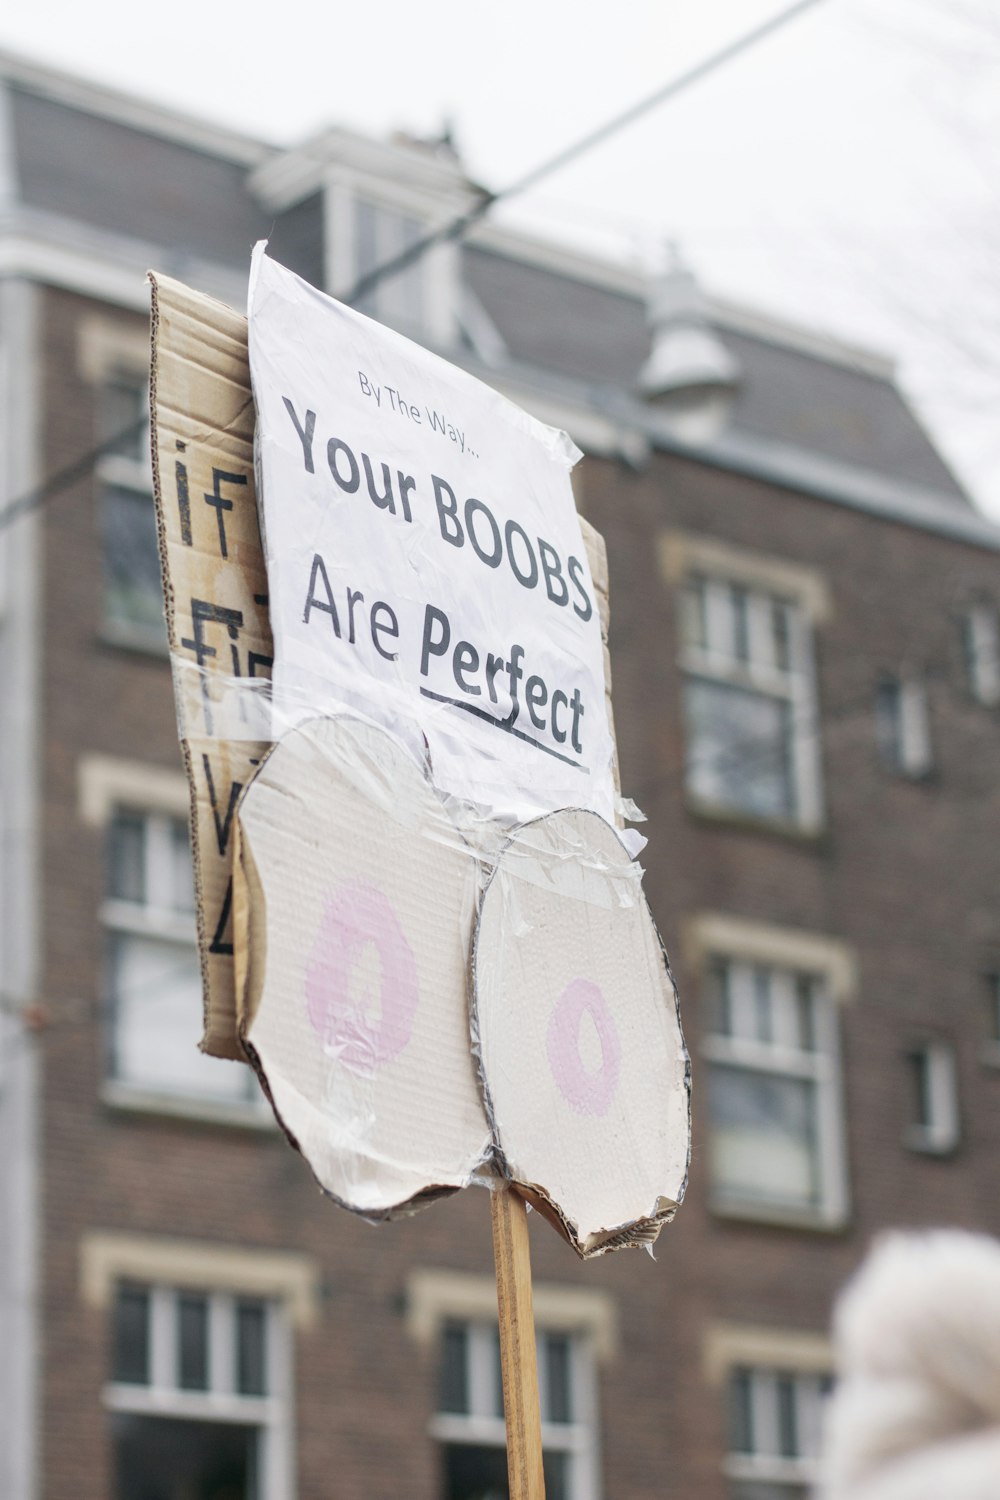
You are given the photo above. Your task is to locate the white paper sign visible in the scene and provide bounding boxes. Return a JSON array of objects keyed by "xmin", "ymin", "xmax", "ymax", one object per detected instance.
[{"xmin": 247, "ymin": 246, "xmax": 616, "ymax": 824}]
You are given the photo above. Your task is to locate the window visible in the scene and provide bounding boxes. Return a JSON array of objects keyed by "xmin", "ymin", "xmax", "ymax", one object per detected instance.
[
  {"xmin": 352, "ymin": 197, "xmax": 427, "ymax": 332},
  {"xmin": 98, "ymin": 368, "xmax": 164, "ymax": 644},
  {"xmin": 431, "ymin": 1319, "xmax": 599, "ymax": 1500},
  {"xmin": 679, "ymin": 572, "xmax": 821, "ymax": 828},
  {"xmin": 875, "ymin": 674, "xmax": 932, "ymax": 777},
  {"xmin": 702, "ymin": 956, "xmax": 847, "ymax": 1224},
  {"xmin": 726, "ymin": 1364, "xmax": 829, "ymax": 1499},
  {"xmin": 962, "ymin": 605, "xmax": 1000, "ymax": 706},
  {"xmin": 107, "ymin": 1281, "xmax": 289, "ymax": 1500},
  {"xmin": 104, "ymin": 808, "xmax": 256, "ymax": 1106},
  {"xmin": 905, "ymin": 1040, "xmax": 959, "ymax": 1153}
]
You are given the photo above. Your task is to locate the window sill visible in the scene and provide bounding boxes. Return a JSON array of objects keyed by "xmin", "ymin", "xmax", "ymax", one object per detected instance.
[
  {"xmin": 685, "ymin": 797, "xmax": 825, "ymax": 846},
  {"xmin": 709, "ymin": 1195, "xmax": 849, "ymax": 1234},
  {"xmin": 102, "ymin": 1080, "xmax": 275, "ymax": 1132},
  {"xmin": 97, "ymin": 622, "xmax": 171, "ymax": 660}
]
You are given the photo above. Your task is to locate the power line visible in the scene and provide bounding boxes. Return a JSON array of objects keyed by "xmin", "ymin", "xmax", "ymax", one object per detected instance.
[
  {"xmin": 0, "ymin": 417, "xmax": 147, "ymax": 534},
  {"xmin": 340, "ymin": 0, "xmax": 827, "ymax": 306},
  {"xmin": 0, "ymin": 2, "xmax": 826, "ymax": 539}
]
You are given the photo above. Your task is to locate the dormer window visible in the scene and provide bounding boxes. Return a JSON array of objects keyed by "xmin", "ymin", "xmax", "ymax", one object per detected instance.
[{"xmin": 352, "ymin": 197, "xmax": 427, "ymax": 331}]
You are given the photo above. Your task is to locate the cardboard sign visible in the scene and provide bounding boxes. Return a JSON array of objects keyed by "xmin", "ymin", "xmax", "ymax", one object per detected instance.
[
  {"xmin": 233, "ymin": 715, "xmax": 492, "ymax": 1216},
  {"xmin": 473, "ymin": 809, "xmax": 690, "ymax": 1257},
  {"xmin": 148, "ymin": 274, "xmax": 273, "ymax": 1061},
  {"xmin": 149, "ymin": 271, "xmax": 620, "ymax": 1065},
  {"xmin": 247, "ymin": 246, "xmax": 617, "ymax": 827}
]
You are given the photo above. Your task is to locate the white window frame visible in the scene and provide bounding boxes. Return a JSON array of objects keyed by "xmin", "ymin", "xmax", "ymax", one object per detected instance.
[
  {"xmin": 686, "ymin": 915, "xmax": 854, "ymax": 1229},
  {"xmin": 324, "ymin": 167, "xmax": 461, "ymax": 346},
  {"xmin": 430, "ymin": 1321, "xmax": 599, "ymax": 1500},
  {"xmin": 875, "ymin": 673, "xmax": 932, "ymax": 778},
  {"xmin": 725, "ymin": 1365, "xmax": 827, "ymax": 1493},
  {"xmin": 661, "ymin": 534, "xmax": 828, "ymax": 833},
  {"xmin": 962, "ymin": 603, "xmax": 1000, "ymax": 707},
  {"xmin": 704, "ymin": 1324, "xmax": 832, "ymax": 1500},
  {"xmin": 407, "ymin": 1270, "xmax": 613, "ymax": 1500},
  {"xmin": 83, "ymin": 1230, "xmax": 319, "ymax": 1500},
  {"xmin": 77, "ymin": 318, "xmax": 164, "ymax": 652},
  {"xmin": 105, "ymin": 1283, "xmax": 292, "ymax": 1500},
  {"xmin": 78, "ymin": 755, "xmax": 269, "ymax": 1126},
  {"xmin": 905, "ymin": 1039, "xmax": 960, "ymax": 1154}
]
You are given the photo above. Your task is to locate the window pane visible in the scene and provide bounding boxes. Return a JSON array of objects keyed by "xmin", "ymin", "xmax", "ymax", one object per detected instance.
[
  {"xmin": 441, "ymin": 1445, "xmax": 570, "ymax": 1500},
  {"xmin": 102, "ymin": 483, "xmax": 164, "ymax": 635},
  {"xmin": 439, "ymin": 1323, "xmax": 469, "ymax": 1414},
  {"xmin": 109, "ymin": 931, "xmax": 253, "ymax": 1101},
  {"xmin": 680, "ymin": 577, "xmax": 707, "ymax": 649},
  {"xmin": 492, "ymin": 1327, "xmax": 505, "ymax": 1419},
  {"xmin": 709, "ymin": 1064, "xmax": 819, "ymax": 1207},
  {"xmin": 543, "ymin": 1333, "xmax": 572, "ymax": 1425},
  {"xmin": 752, "ymin": 967, "xmax": 773, "ymax": 1044},
  {"xmin": 731, "ymin": 585, "xmax": 750, "ymax": 662},
  {"xmin": 728, "ymin": 1367, "xmax": 753, "ymax": 1453},
  {"xmin": 113, "ymin": 1285, "xmax": 150, "ymax": 1385},
  {"xmin": 102, "ymin": 375, "xmax": 148, "ymax": 461},
  {"xmin": 236, "ymin": 1300, "xmax": 268, "ymax": 1397},
  {"xmin": 988, "ymin": 976, "xmax": 1000, "ymax": 1044},
  {"xmin": 707, "ymin": 961, "xmax": 733, "ymax": 1036},
  {"xmin": 875, "ymin": 678, "xmax": 903, "ymax": 767},
  {"xmin": 109, "ymin": 813, "xmax": 145, "ymax": 903},
  {"xmin": 112, "ymin": 1413, "xmax": 257, "ymax": 1500},
  {"xmin": 542, "ymin": 1450, "xmax": 569, "ymax": 1500},
  {"xmin": 169, "ymin": 819, "xmax": 196, "ymax": 915},
  {"xmin": 178, "ymin": 1293, "xmax": 209, "ymax": 1391},
  {"xmin": 776, "ymin": 1373, "xmax": 798, "ymax": 1457},
  {"xmin": 795, "ymin": 977, "xmax": 817, "ymax": 1052},
  {"xmin": 909, "ymin": 1050, "xmax": 932, "ymax": 1129},
  {"xmin": 443, "ymin": 1441, "xmax": 509, "ymax": 1500},
  {"xmin": 684, "ymin": 678, "xmax": 794, "ymax": 820},
  {"xmin": 771, "ymin": 599, "xmax": 792, "ymax": 673},
  {"xmin": 381, "ymin": 211, "xmax": 425, "ymax": 328}
]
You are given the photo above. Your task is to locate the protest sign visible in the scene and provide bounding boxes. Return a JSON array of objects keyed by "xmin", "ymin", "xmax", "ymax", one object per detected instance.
[
  {"xmin": 247, "ymin": 245, "xmax": 617, "ymax": 827},
  {"xmin": 148, "ymin": 271, "xmax": 622, "ymax": 1065}
]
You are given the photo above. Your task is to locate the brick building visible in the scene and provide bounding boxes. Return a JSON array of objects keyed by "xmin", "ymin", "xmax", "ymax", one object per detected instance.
[{"xmin": 3, "ymin": 48, "xmax": 1000, "ymax": 1500}]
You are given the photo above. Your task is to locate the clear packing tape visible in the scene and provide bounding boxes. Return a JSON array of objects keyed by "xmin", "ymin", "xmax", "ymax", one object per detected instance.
[
  {"xmin": 230, "ymin": 708, "xmax": 690, "ymax": 1256},
  {"xmin": 172, "ymin": 655, "xmax": 647, "ymax": 852}
]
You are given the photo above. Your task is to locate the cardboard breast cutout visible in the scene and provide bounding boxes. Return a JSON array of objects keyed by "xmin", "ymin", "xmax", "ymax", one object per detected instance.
[
  {"xmin": 234, "ymin": 715, "xmax": 492, "ymax": 1218},
  {"xmin": 472, "ymin": 809, "xmax": 690, "ymax": 1256}
]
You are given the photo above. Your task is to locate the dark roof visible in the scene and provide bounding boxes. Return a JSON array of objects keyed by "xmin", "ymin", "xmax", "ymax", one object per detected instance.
[
  {"xmin": 5, "ymin": 71, "xmax": 969, "ymax": 506},
  {"xmin": 718, "ymin": 326, "xmax": 968, "ymax": 500},
  {"xmin": 463, "ymin": 244, "xmax": 649, "ymax": 388},
  {"xmin": 10, "ymin": 84, "xmax": 268, "ymax": 265},
  {"xmin": 464, "ymin": 244, "xmax": 968, "ymax": 503}
]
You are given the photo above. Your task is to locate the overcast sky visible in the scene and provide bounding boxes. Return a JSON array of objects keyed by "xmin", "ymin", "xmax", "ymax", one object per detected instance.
[{"xmin": 2, "ymin": 0, "xmax": 998, "ymax": 514}]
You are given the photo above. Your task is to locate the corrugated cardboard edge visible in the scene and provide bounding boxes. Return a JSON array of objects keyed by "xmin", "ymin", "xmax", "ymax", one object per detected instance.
[
  {"xmin": 471, "ymin": 808, "xmax": 692, "ymax": 1260},
  {"xmin": 148, "ymin": 271, "xmax": 272, "ymax": 1061}
]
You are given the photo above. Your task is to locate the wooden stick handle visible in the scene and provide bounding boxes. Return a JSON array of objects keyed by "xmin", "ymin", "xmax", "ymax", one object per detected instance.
[{"xmin": 491, "ymin": 1183, "xmax": 546, "ymax": 1500}]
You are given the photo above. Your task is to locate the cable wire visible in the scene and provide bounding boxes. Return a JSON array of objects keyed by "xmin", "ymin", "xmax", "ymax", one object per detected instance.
[
  {"xmin": 0, "ymin": 416, "xmax": 147, "ymax": 534},
  {"xmin": 338, "ymin": 0, "xmax": 827, "ymax": 306},
  {"xmin": 0, "ymin": 2, "xmax": 826, "ymax": 538}
]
